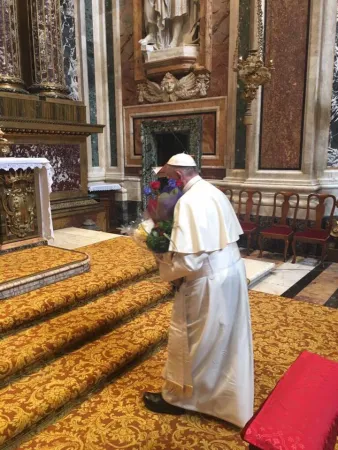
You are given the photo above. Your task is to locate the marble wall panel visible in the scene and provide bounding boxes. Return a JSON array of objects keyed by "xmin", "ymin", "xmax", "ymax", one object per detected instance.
[
  {"xmin": 329, "ymin": 13, "xmax": 338, "ymax": 168},
  {"xmin": 106, "ymin": 0, "xmax": 117, "ymax": 166},
  {"xmin": 234, "ymin": 0, "xmax": 250, "ymax": 169},
  {"xmin": 85, "ymin": 0, "xmax": 99, "ymax": 166},
  {"xmin": 259, "ymin": 0, "xmax": 310, "ymax": 170},
  {"xmin": 208, "ymin": 0, "xmax": 230, "ymax": 98},
  {"xmin": 61, "ymin": 0, "xmax": 79, "ymax": 100},
  {"xmin": 8, "ymin": 144, "xmax": 81, "ymax": 192},
  {"xmin": 120, "ymin": 0, "xmax": 136, "ymax": 106}
]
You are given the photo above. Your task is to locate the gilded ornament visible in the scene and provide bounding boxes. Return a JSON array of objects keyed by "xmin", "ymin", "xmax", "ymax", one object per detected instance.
[
  {"xmin": 235, "ymin": 51, "xmax": 274, "ymax": 103},
  {"xmin": 331, "ymin": 219, "xmax": 338, "ymax": 238},
  {"xmin": 0, "ymin": 169, "xmax": 36, "ymax": 238},
  {"xmin": 233, "ymin": 0, "xmax": 274, "ymax": 103},
  {"xmin": 0, "ymin": 129, "xmax": 11, "ymax": 157},
  {"xmin": 137, "ymin": 71, "xmax": 210, "ymax": 104}
]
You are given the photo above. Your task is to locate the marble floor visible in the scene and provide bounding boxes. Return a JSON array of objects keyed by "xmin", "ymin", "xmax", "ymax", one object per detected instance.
[
  {"xmin": 50, "ymin": 228, "xmax": 338, "ymax": 309},
  {"xmin": 242, "ymin": 249, "xmax": 338, "ymax": 308},
  {"xmin": 50, "ymin": 227, "xmax": 122, "ymax": 250}
]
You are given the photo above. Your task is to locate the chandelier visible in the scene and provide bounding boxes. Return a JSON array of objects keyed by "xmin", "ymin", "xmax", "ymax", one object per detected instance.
[{"xmin": 233, "ymin": 0, "xmax": 274, "ymax": 103}]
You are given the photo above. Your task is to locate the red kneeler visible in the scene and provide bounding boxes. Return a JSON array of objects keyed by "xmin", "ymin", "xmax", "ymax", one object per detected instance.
[{"xmin": 242, "ymin": 351, "xmax": 338, "ymax": 450}]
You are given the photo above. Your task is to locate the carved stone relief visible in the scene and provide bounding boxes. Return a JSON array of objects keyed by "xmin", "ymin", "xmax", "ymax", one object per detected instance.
[{"xmin": 137, "ymin": 71, "xmax": 210, "ymax": 103}]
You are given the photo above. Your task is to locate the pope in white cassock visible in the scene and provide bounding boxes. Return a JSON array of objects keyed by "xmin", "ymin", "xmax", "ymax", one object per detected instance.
[{"xmin": 143, "ymin": 153, "xmax": 254, "ymax": 428}]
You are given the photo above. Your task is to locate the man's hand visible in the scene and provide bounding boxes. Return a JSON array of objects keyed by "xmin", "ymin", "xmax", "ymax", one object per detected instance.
[{"xmin": 155, "ymin": 254, "xmax": 163, "ymax": 264}]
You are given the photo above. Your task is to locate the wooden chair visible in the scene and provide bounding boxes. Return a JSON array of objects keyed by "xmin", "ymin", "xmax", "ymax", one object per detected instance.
[
  {"xmin": 238, "ymin": 189, "xmax": 262, "ymax": 255},
  {"xmin": 259, "ymin": 192, "xmax": 300, "ymax": 262},
  {"xmin": 292, "ymin": 193, "xmax": 337, "ymax": 264},
  {"xmin": 218, "ymin": 186, "xmax": 233, "ymax": 204}
]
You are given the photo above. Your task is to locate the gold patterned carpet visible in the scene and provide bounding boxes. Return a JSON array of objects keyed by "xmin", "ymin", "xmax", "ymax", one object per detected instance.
[
  {"xmin": 16, "ymin": 292, "xmax": 338, "ymax": 450},
  {"xmin": 0, "ymin": 277, "xmax": 172, "ymax": 382},
  {"xmin": 0, "ymin": 238, "xmax": 157, "ymax": 334},
  {"xmin": 0, "ymin": 246, "xmax": 87, "ymax": 284},
  {"xmin": 0, "ymin": 237, "xmax": 337, "ymax": 449}
]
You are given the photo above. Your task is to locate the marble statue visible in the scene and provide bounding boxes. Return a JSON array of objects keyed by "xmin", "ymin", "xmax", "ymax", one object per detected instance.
[
  {"xmin": 139, "ymin": 0, "xmax": 200, "ymax": 49},
  {"xmin": 137, "ymin": 71, "xmax": 210, "ymax": 103}
]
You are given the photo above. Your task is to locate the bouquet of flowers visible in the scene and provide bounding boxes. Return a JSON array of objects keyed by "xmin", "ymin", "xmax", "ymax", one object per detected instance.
[{"xmin": 120, "ymin": 178, "xmax": 183, "ymax": 253}]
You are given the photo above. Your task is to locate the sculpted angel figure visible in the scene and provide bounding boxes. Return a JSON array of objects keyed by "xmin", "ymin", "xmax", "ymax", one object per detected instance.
[{"xmin": 137, "ymin": 72, "xmax": 210, "ymax": 103}]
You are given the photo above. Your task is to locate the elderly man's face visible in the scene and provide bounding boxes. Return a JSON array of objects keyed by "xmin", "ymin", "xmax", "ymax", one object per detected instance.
[{"xmin": 162, "ymin": 164, "xmax": 179, "ymax": 180}]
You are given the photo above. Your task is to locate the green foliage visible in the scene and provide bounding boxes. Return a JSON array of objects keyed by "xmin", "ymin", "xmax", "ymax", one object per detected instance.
[{"xmin": 146, "ymin": 220, "xmax": 173, "ymax": 253}]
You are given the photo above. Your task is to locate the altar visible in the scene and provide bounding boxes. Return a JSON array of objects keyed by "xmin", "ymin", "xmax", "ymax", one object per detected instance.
[{"xmin": 0, "ymin": 158, "xmax": 54, "ymax": 252}]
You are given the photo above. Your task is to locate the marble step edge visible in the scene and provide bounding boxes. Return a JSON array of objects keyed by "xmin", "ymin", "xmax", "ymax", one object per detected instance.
[{"xmin": 0, "ymin": 253, "xmax": 91, "ymax": 301}]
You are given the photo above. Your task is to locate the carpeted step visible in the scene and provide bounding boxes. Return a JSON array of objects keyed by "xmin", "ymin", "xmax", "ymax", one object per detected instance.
[
  {"xmin": 14, "ymin": 291, "xmax": 338, "ymax": 450},
  {"xmin": 16, "ymin": 348, "xmax": 244, "ymax": 450},
  {"xmin": 0, "ymin": 277, "xmax": 173, "ymax": 383},
  {"xmin": 0, "ymin": 238, "xmax": 157, "ymax": 335},
  {"xmin": 0, "ymin": 301, "xmax": 173, "ymax": 447},
  {"xmin": 0, "ymin": 246, "xmax": 87, "ymax": 285}
]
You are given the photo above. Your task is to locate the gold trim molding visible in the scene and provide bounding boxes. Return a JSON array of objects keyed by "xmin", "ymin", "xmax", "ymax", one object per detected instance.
[{"xmin": 0, "ymin": 119, "xmax": 104, "ymax": 137}]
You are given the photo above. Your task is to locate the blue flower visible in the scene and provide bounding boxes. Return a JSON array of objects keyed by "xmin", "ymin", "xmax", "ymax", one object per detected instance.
[
  {"xmin": 168, "ymin": 178, "xmax": 177, "ymax": 189},
  {"xmin": 143, "ymin": 186, "xmax": 152, "ymax": 195}
]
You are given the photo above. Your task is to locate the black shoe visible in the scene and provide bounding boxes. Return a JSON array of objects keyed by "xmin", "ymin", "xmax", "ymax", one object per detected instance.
[{"xmin": 143, "ymin": 392, "xmax": 185, "ymax": 415}]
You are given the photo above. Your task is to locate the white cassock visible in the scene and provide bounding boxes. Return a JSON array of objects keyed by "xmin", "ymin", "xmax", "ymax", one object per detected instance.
[{"xmin": 159, "ymin": 176, "xmax": 254, "ymax": 428}]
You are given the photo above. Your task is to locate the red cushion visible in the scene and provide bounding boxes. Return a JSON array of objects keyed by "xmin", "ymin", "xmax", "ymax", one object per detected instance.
[
  {"xmin": 261, "ymin": 226, "xmax": 293, "ymax": 236},
  {"xmin": 294, "ymin": 230, "xmax": 330, "ymax": 241},
  {"xmin": 241, "ymin": 222, "xmax": 257, "ymax": 232},
  {"xmin": 242, "ymin": 351, "xmax": 338, "ymax": 450}
]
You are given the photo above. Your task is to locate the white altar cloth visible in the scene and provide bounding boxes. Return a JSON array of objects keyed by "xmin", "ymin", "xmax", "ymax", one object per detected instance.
[
  {"xmin": 88, "ymin": 183, "xmax": 122, "ymax": 192},
  {"xmin": 0, "ymin": 157, "xmax": 54, "ymax": 240}
]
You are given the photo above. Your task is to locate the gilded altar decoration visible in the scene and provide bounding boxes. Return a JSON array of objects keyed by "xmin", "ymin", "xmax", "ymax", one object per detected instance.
[
  {"xmin": 233, "ymin": 0, "xmax": 274, "ymax": 103},
  {"xmin": 137, "ymin": 71, "xmax": 210, "ymax": 103},
  {"xmin": 0, "ymin": 169, "xmax": 36, "ymax": 238},
  {"xmin": 0, "ymin": 129, "xmax": 11, "ymax": 157}
]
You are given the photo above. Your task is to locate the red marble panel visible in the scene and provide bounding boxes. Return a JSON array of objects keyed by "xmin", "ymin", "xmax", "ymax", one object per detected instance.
[
  {"xmin": 260, "ymin": 0, "xmax": 310, "ymax": 169},
  {"xmin": 208, "ymin": 0, "xmax": 230, "ymax": 97},
  {"xmin": 120, "ymin": 0, "xmax": 137, "ymax": 106},
  {"xmin": 8, "ymin": 144, "xmax": 81, "ymax": 192}
]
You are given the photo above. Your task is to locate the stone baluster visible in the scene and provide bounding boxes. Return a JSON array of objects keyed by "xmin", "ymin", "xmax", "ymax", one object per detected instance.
[
  {"xmin": 28, "ymin": 0, "xmax": 69, "ymax": 98},
  {"xmin": 0, "ymin": 0, "xmax": 27, "ymax": 94}
]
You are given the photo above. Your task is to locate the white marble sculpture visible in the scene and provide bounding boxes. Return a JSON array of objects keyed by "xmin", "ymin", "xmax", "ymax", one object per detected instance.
[{"xmin": 139, "ymin": 0, "xmax": 200, "ymax": 49}]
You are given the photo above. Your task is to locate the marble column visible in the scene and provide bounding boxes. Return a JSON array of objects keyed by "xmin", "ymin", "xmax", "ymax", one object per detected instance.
[
  {"xmin": 28, "ymin": 0, "xmax": 70, "ymax": 98},
  {"xmin": 0, "ymin": 0, "xmax": 27, "ymax": 93}
]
